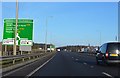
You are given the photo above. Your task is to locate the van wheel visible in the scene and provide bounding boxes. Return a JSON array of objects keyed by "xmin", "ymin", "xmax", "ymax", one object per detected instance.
[
  {"xmin": 103, "ymin": 60, "xmax": 110, "ymax": 66},
  {"xmin": 105, "ymin": 62, "xmax": 111, "ymax": 66}
]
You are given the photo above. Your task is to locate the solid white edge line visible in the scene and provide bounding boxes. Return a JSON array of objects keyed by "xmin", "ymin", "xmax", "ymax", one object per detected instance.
[
  {"xmin": 26, "ymin": 54, "xmax": 56, "ymax": 77},
  {"xmin": 3, "ymin": 57, "xmax": 44, "ymax": 77},
  {"xmin": 3, "ymin": 53, "xmax": 55, "ymax": 77},
  {"xmin": 102, "ymin": 72, "xmax": 113, "ymax": 78}
]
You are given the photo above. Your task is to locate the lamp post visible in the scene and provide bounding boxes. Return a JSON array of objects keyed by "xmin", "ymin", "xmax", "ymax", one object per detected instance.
[
  {"xmin": 45, "ymin": 16, "xmax": 53, "ymax": 53},
  {"xmin": 115, "ymin": 35, "xmax": 118, "ymax": 41},
  {"xmin": 100, "ymin": 31, "xmax": 101, "ymax": 46}
]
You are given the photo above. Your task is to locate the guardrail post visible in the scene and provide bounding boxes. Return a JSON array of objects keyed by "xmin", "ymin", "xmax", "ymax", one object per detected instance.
[
  {"xmin": 13, "ymin": 59, "xmax": 15, "ymax": 64},
  {"xmin": 21, "ymin": 51, "xmax": 22, "ymax": 55},
  {"xmin": 28, "ymin": 51, "xmax": 31, "ymax": 54},
  {"xmin": 22, "ymin": 58, "xmax": 24, "ymax": 62},
  {"xmin": 29, "ymin": 57, "xmax": 31, "ymax": 60},
  {"xmin": 0, "ymin": 51, "xmax": 2, "ymax": 56}
]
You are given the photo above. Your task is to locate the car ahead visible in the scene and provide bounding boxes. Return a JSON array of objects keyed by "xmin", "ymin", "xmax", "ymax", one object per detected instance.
[{"xmin": 96, "ymin": 42, "xmax": 120, "ymax": 65}]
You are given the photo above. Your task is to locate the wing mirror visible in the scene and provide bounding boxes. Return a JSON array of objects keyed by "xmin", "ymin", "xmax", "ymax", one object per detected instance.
[
  {"xmin": 96, "ymin": 47, "xmax": 100, "ymax": 53},
  {"xmin": 96, "ymin": 50, "xmax": 100, "ymax": 53},
  {"xmin": 95, "ymin": 50, "xmax": 100, "ymax": 55}
]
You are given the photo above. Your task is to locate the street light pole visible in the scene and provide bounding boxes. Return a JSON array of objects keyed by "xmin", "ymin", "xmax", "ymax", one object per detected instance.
[
  {"xmin": 45, "ymin": 16, "xmax": 53, "ymax": 53},
  {"xmin": 100, "ymin": 31, "xmax": 101, "ymax": 46},
  {"xmin": 13, "ymin": 0, "xmax": 18, "ymax": 55},
  {"xmin": 45, "ymin": 17, "xmax": 48, "ymax": 53},
  {"xmin": 115, "ymin": 35, "xmax": 117, "ymax": 41}
]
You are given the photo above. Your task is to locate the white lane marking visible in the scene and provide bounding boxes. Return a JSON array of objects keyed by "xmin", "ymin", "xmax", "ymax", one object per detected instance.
[
  {"xmin": 83, "ymin": 62, "xmax": 87, "ymax": 65},
  {"xmin": 2, "ymin": 56, "xmax": 46, "ymax": 77},
  {"xmin": 102, "ymin": 72, "xmax": 113, "ymax": 78},
  {"xmin": 3, "ymin": 54, "xmax": 55, "ymax": 77},
  {"xmin": 90, "ymin": 66, "xmax": 94, "ymax": 68},
  {"xmin": 27, "ymin": 54, "xmax": 55, "ymax": 77},
  {"xmin": 75, "ymin": 59, "xmax": 78, "ymax": 61},
  {"xmin": 72, "ymin": 57, "xmax": 74, "ymax": 58}
]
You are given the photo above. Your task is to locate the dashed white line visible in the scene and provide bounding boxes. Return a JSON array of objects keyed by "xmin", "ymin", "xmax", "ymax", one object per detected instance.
[
  {"xmin": 75, "ymin": 59, "xmax": 78, "ymax": 61},
  {"xmin": 27, "ymin": 54, "xmax": 55, "ymax": 77},
  {"xmin": 83, "ymin": 62, "xmax": 87, "ymax": 65},
  {"xmin": 90, "ymin": 66, "xmax": 94, "ymax": 68},
  {"xmin": 102, "ymin": 72, "xmax": 113, "ymax": 78},
  {"xmin": 72, "ymin": 57, "xmax": 74, "ymax": 58}
]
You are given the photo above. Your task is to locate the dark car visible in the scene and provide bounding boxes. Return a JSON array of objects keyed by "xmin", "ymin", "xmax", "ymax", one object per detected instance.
[{"xmin": 96, "ymin": 42, "xmax": 120, "ymax": 65}]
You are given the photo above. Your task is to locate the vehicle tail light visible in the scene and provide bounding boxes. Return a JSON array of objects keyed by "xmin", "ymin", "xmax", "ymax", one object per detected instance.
[{"xmin": 106, "ymin": 52, "xmax": 109, "ymax": 59}]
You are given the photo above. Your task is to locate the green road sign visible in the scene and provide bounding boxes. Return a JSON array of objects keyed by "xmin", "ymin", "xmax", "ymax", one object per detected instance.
[
  {"xmin": 50, "ymin": 45, "xmax": 55, "ymax": 51},
  {"xmin": 50, "ymin": 45, "xmax": 55, "ymax": 48},
  {"xmin": 2, "ymin": 19, "xmax": 33, "ymax": 46}
]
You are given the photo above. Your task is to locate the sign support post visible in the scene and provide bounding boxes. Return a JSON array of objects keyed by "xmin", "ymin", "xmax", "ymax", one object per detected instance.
[
  {"xmin": 13, "ymin": 0, "xmax": 18, "ymax": 55},
  {"xmin": 5, "ymin": 45, "xmax": 7, "ymax": 56}
]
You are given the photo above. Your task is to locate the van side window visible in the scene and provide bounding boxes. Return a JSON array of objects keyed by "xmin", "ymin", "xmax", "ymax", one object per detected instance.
[{"xmin": 99, "ymin": 44, "xmax": 107, "ymax": 53}]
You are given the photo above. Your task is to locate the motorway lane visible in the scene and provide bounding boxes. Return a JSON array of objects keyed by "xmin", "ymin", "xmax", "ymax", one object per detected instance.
[
  {"xmin": 2, "ymin": 53, "xmax": 55, "ymax": 77},
  {"xmin": 31, "ymin": 51, "xmax": 120, "ymax": 77},
  {"xmin": 2, "ymin": 51, "xmax": 120, "ymax": 77},
  {"xmin": 68, "ymin": 52, "xmax": 120, "ymax": 77}
]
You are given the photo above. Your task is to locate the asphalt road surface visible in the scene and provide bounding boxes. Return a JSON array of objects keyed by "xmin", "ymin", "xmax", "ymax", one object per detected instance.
[{"xmin": 3, "ymin": 51, "xmax": 120, "ymax": 78}]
